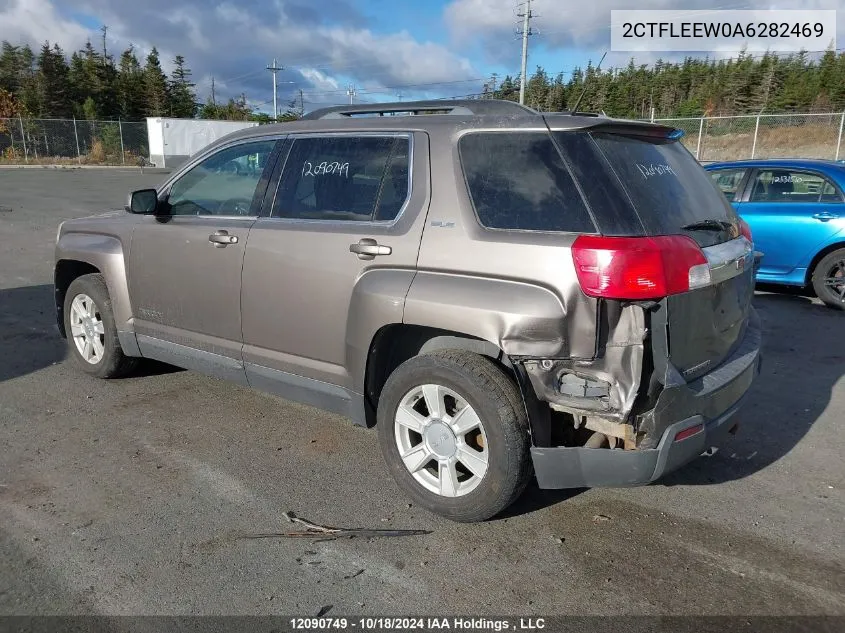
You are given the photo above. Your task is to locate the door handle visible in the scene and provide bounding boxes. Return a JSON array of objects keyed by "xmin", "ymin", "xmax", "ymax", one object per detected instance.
[
  {"xmin": 813, "ymin": 212, "xmax": 839, "ymax": 222},
  {"xmin": 209, "ymin": 230, "xmax": 238, "ymax": 247},
  {"xmin": 350, "ymin": 238, "xmax": 391, "ymax": 260}
]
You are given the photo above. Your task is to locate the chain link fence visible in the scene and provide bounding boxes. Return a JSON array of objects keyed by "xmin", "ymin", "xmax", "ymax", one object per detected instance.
[
  {"xmin": 652, "ymin": 112, "xmax": 845, "ymax": 163},
  {"xmin": 2, "ymin": 112, "xmax": 845, "ymax": 166},
  {"xmin": 0, "ymin": 117, "xmax": 148, "ymax": 165}
]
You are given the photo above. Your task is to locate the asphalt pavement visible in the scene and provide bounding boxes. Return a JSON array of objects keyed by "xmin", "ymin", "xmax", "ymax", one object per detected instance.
[{"xmin": 1, "ymin": 168, "xmax": 843, "ymax": 617}]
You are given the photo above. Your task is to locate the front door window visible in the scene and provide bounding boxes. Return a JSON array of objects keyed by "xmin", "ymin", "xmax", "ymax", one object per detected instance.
[{"xmin": 167, "ymin": 140, "xmax": 277, "ymax": 216}]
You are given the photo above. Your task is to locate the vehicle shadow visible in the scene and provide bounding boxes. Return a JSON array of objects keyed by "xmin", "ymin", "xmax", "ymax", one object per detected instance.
[
  {"xmin": 0, "ymin": 284, "xmax": 66, "ymax": 382},
  {"xmin": 660, "ymin": 290, "xmax": 843, "ymax": 486},
  {"xmin": 751, "ymin": 283, "xmax": 838, "ymax": 314},
  {"xmin": 496, "ymin": 484, "xmax": 586, "ymax": 520},
  {"xmin": 0, "ymin": 284, "xmax": 181, "ymax": 383}
]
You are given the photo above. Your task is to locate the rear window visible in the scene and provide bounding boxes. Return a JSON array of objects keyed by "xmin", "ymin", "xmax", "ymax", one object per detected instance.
[
  {"xmin": 555, "ymin": 130, "xmax": 738, "ymax": 245},
  {"xmin": 458, "ymin": 132, "xmax": 596, "ymax": 233}
]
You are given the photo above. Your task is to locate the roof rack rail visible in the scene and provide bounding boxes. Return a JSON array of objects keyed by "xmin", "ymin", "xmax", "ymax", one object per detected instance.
[
  {"xmin": 301, "ymin": 99, "xmax": 536, "ymax": 120},
  {"xmin": 548, "ymin": 111, "xmax": 605, "ymax": 118}
]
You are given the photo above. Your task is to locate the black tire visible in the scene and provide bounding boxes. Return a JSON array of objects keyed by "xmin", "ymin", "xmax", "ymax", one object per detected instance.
[
  {"xmin": 63, "ymin": 273, "xmax": 139, "ymax": 378},
  {"xmin": 811, "ymin": 248, "xmax": 845, "ymax": 310},
  {"xmin": 377, "ymin": 350, "xmax": 532, "ymax": 523}
]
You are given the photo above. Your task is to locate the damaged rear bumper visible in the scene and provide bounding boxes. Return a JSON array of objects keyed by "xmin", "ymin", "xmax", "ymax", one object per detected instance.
[{"xmin": 531, "ymin": 307, "xmax": 762, "ymax": 489}]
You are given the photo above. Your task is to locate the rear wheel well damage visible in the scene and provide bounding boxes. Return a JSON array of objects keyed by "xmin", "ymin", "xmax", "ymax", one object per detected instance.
[
  {"xmin": 514, "ymin": 300, "xmax": 657, "ymax": 450},
  {"xmin": 362, "ymin": 324, "xmax": 510, "ymax": 427},
  {"xmin": 54, "ymin": 260, "xmax": 100, "ymax": 337},
  {"xmin": 359, "ymin": 323, "xmax": 642, "ymax": 452}
]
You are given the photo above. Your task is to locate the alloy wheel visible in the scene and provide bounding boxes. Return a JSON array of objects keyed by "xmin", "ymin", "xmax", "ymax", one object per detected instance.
[
  {"xmin": 393, "ymin": 383, "xmax": 489, "ymax": 497},
  {"xmin": 823, "ymin": 259, "xmax": 845, "ymax": 304},
  {"xmin": 69, "ymin": 293, "xmax": 105, "ymax": 364}
]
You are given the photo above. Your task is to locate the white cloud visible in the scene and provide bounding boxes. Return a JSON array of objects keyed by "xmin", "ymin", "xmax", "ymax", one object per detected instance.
[
  {"xmin": 0, "ymin": 0, "xmax": 90, "ymax": 51},
  {"xmin": 299, "ymin": 68, "xmax": 341, "ymax": 92},
  {"xmin": 445, "ymin": 0, "xmax": 843, "ymax": 66},
  {"xmin": 0, "ymin": 0, "xmax": 480, "ymax": 107}
]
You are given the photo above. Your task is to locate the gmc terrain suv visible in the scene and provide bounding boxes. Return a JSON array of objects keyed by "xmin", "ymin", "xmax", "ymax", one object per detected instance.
[{"xmin": 54, "ymin": 100, "xmax": 762, "ymax": 522}]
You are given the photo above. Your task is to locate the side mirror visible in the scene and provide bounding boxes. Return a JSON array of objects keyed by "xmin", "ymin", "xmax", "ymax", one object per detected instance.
[{"xmin": 126, "ymin": 189, "xmax": 160, "ymax": 214}]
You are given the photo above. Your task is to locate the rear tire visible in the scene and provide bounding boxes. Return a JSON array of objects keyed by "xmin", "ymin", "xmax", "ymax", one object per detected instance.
[
  {"xmin": 64, "ymin": 274, "xmax": 139, "ymax": 378},
  {"xmin": 811, "ymin": 248, "xmax": 845, "ymax": 310},
  {"xmin": 377, "ymin": 350, "xmax": 532, "ymax": 523}
]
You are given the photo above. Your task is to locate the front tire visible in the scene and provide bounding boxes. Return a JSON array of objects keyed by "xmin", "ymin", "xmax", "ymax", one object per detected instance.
[
  {"xmin": 811, "ymin": 248, "xmax": 845, "ymax": 310},
  {"xmin": 64, "ymin": 274, "xmax": 138, "ymax": 378},
  {"xmin": 377, "ymin": 350, "xmax": 532, "ymax": 522}
]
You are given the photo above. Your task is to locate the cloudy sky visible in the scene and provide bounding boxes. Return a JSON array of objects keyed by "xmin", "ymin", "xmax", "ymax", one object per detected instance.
[{"xmin": 0, "ymin": 0, "xmax": 841, "ymax": 113}]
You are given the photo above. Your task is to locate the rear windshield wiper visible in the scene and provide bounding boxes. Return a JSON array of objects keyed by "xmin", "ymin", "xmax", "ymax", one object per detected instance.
[{"xmin": 681, "ymin": 219, "xmax": 733, "ymax": 232}]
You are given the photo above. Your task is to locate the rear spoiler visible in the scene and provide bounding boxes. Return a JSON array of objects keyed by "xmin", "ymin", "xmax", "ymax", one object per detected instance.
[{"xmin": 544, "ymin": 115, "xmax": 683, "ymax": 140}]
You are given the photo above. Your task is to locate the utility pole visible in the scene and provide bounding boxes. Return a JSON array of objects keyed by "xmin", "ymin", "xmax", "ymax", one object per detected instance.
[
  {"xmin": 518, "ymin": 0, "xmax": 532, "ymax": 105},
  {"xmin": 211, "ymin": 77, "xmax": 216, "ymax": 106},
  {"xmin": 101, "ymin": 25, "xmax": 108, "ymax": 60},
  {"xmin": 266, "ymin": 58, "xmax": 283, "ymax": 120},
  {"xmin": 396, "ymin": 91, "xmax": 403, "ymax": 102},
  {"xmin": 299, "ymin": 89, "xmax": 304, "ymax": 117},
  {"xmin": 347, "ymin": 84, "xmax": 357, "ymax": 104}
]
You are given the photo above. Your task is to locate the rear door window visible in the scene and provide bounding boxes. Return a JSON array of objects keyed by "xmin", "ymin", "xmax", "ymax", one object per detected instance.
[
  {"xmin": 272, "ymin": 135, "xmax": 410, "ymax": 222},
  {"xmin": 458, "ymin": 132, "xmax": 596, "ymax": 233},
  {"xmin": 749, "ymin": 169, "xmax": 843, "ymax": 204}
]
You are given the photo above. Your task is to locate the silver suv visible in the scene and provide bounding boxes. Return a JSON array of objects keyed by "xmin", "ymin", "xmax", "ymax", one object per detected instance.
[{"xmin": 55, "ymin": 100, "xmax": 762, "ymax": 522}]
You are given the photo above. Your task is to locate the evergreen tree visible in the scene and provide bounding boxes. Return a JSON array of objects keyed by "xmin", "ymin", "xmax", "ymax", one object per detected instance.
[
  {"xmin": 16, "ymin": 44, "xmax": 40, "ymax": 115},
  {"xmin": 68, "ymin": 41, "xmax": 109, "ymax": 118},
  {"xmin": 117, "ymin": 46, "xmax": 145, "ymax": 120},
  {"xmin": 169, "ymin": 55, "xmax": 197, "ymax": 118},
  {"xmin": 0, "ymin": 42, "xmax": 23, "ymax": 95},
  {"xmin": 36, "ymin": 42, "xmax": 72, "ymax": 118},
  {"xmin": 143, "ymin": 47, "xmax": 169, "ymax": 117},
  {"xmin": 82, "ymin": 95, "xmax": 97, "ymax": 120}
]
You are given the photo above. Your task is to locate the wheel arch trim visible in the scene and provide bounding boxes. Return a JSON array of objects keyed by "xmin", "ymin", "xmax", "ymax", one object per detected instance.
[{"xmin": 55, "ymin": 232, "xmax": 133, "ymax": 334}]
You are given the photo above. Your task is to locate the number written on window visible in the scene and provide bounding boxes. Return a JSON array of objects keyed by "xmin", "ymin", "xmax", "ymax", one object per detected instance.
[
  {"xmin": 274, "ymin": 136, "xmax": 410, "ymax": 222},
  {"xmin": 750, "ymin": 169, "xmax": 842, "ymax": 203}
]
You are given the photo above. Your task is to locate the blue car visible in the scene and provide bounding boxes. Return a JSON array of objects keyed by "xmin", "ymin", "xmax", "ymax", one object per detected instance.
[{"xmin": 705, "ymin": 159, "xmax": 845, "ymax": 309}]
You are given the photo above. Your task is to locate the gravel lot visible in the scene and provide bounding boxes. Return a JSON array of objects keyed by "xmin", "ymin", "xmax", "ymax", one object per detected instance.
[{"xmin": 1, "ymin": 168, "xmax": 844, "ymax": 617}]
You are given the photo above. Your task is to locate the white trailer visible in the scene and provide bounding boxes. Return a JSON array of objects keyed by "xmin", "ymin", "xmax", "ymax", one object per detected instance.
[{"xmin": 146, "ymin": 118, "xmax": 259, "ymax": 169}]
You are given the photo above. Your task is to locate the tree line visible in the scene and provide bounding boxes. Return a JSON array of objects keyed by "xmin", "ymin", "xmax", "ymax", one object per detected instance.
[
  {"xmin": 3, "ymin": 36, "xmax": 845, "ymax": 122},
  {"xmin": 0, "ymin": 35, "xmax": 289, "ymax": 122},
  {"xmin": 483, "ymin": 49, "xmax": 845, "ymax": 118}
]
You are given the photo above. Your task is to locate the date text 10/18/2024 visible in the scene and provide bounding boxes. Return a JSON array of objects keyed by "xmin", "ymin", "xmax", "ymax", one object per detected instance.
[{"xmin": 290, "ymin": 617, "xmax": 547, "ymax": 631}]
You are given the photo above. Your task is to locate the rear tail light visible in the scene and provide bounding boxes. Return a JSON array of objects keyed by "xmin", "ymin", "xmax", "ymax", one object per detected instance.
[
  {"xmin": 571, "ymin": 235, "xmax": 711, "ymax": 300},
  {"xmin": 738, "ymin": 218, "xmax": 753, "ymax": 244}
]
